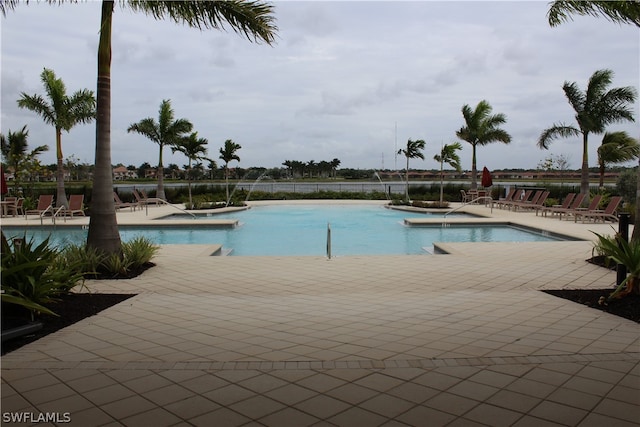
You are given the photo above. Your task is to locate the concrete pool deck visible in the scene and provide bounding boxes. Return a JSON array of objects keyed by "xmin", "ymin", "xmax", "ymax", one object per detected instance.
[{"xmin": 1, "ymin": 201, "xmax": 638, "ymax": 426}]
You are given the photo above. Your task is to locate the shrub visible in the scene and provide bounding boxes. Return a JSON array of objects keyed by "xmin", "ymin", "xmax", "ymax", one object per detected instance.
[
  {"xmin": 1, "ymin": 233, "xmax": 85, "ymax": 319},
  {"xmin": 122, "ymin": 236, "xmax": 159, "ymax": 270}
]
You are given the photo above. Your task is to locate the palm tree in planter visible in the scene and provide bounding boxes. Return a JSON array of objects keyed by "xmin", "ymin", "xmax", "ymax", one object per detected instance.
[
  {"xmin": 456, "ymin": 100, "xmax": 511, "ymax": 191},
  {"xmin": 128, "ymin": 99, "xmax": 193, "ymax": 201},
  {"xmin": 538, "ymin": 69, "xmax": 636, "ymax": 202},
  {"xmin": 434, "ymin": 142, "xmax": 462, "ymax": 206},
  {"xmin": 597, "ymin": 131, "xmax": 639, "ymax": 188},
  {"xmin": 397, "ymin": 139, "xmax": 426, "ymax": 202},
  {"xmin": 173, "ymin": 131, "xmax": 208, "ymax": 209},
  {"xmin": 219, "ymin": 139, "xmax": 241, "ymax": 205},
  {"xmin": 593, "ymin": 232, "xmax": 640, "ymax": 302},
  {"xmin": 17, "ymin": 68, "xmax": 95, "ymax": 208},
  {"xmin": 1, "ymin": 0, "xmax": 277, "ymax": 255}
]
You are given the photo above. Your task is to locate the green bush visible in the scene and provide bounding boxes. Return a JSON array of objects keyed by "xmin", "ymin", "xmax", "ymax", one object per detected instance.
[
  {"xmin": 122, "ymin": 236, "xmax": 160, "ymax": 270},
  {"xmin": 1, "ymin": 234, "xmax": 85, "ymax": 318}
]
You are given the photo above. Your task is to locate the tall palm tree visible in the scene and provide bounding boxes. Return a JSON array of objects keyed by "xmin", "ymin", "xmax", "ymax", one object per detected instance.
[
  {"xmin": 1, "ymin": 1, "xmax": 277, "ymax": 254},
  {"xmin": 597, "ymin": 131, "xmax": 639, "ymax": 187},
  {"xmin": 456, "ymin": 100, "xmax": 511, "ymax": 190},
  {"xmin": 397, "ymin": 139, "xmax": 426, "ymax": 201},
  {"xmin": 17, "ymin": 68, "xmax": 95, "ymax": 208},
  {"xmin": 173, "ymin": 131, "xmax": 208, "ymax": 209},
  {"xmin": 546, "ymin": 1, "xmax": 640, "ymax": 240},
  {"xmin": 537, "ymin": 69, "xmax": 636, "ymax": 200},
  {"xmin": 434, "ymin": 142, "xmax": 462, "ymax": 205},
  {"xmin": 0, "ymin": 125, "xmax": 49, "ymax": 193},
  {"xmin": 128, "ymin": 99, "xmax": 193, "ymax": 201},
  {"xmin": 219, "ymin": 139, "xmax": 241, "ymax": 205}
]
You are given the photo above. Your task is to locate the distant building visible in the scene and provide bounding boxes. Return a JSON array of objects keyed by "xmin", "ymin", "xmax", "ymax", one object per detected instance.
[{"xmin": 113, "ymin": 166, "xmax": 138, "ymax": 180}]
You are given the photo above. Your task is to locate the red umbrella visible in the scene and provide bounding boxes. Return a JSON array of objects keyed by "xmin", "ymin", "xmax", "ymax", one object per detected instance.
[
  {"xmin": 481, "ymin": 166, "xmax": 492, "ymax": 188},
  {"xmin": 0, "ymin": 165, "xmax": 7, "ymax": 195}
]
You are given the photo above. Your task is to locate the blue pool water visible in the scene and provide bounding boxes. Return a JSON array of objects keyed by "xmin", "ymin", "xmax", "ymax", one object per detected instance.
[{"xmin": 3, "ymin": 204, "xmax": 567, "ymax": 256}]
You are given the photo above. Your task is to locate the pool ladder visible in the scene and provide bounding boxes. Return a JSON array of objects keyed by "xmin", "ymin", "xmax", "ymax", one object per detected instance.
[{"xmin": 326, "ymin": 222, "xmax": 332, "ymax": 259}]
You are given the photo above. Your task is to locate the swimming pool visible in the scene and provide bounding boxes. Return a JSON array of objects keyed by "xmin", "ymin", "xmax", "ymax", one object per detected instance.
[{"xmin": 3, "ymin": 204, "xmax": 571, "ymax": 256}]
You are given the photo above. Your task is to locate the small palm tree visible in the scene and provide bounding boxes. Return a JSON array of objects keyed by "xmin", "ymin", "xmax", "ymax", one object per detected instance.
[
  {"xmin": 17, "ymin": 68, "xmax": 95, "ymax": 207},
  {"xmin": 597, "ymin": 131, "xmax": 639, "ymax": 187},
  {"xmin": 0, "ymin": 126, "xmax": 49, "ymax": 193},
  {"xmin": 593, "ymin": 231, "xmax": 640, "ymax": 301},
  {"xmin": 219, "ymin": 139, "xmax": 241, "ymax": 205},
  {"xmin": 456, "ymin": 100, "xmax": 511, "ymax": 190},
  {"xmin": 434, "ymin": 142, "xmax": 462, "ymax": 205},
  {"xmin": 538, "ymin": 69, "xmax": 636, "ymax": 200},
  {"xmin": 128, "ymin": 99, "xmax": 193, "ymax": 200},
  {"xmin": 173, "ymin": 132, "xmax": 208, "ymax": 209},
  {"xmin": 397, "ymin": 139, "xmax": 426, "ymax": 201}
]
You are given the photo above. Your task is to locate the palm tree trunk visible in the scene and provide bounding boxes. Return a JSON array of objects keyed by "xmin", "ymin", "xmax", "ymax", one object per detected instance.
[
  {"xmin": 633, "ymin": 157, "xmax": 640, "ymax": 242},
  {"xmin": 156, "ymin": 144, "xmax": 166, "ymax": 200},
  {"xmin": 87, "ymin": 0, "xmax": 122, "ymax": 255},
  {"xmin": 225, "ymin": 165, "xmax": 230, "ymax": 205},
  {"xmin": 405, "ymin": 156, "xmax": 409, "ymax": 201},
  {"xmin": 580, "ymin": 133, "xmax": 590, "ymax": 206},
  {"xmin": 599, "ymin": 161, "xmax": 605, "ymax": 188},
  {"xmin": 471, "ymin": 144, "xmax": 478, "ymax": 190},
  {"xmin": 55, "ymin": 129, "xmax": 68, "ymax": 208},
  {"xmin": 439, "ymin": 162, "xmax": 444, "ymax": 205},
  {"xmin": 187, "ymin": 160, "xmax": 193, "ymax": 209}
]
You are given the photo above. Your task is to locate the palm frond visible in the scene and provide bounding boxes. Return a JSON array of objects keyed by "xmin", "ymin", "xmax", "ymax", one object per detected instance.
[
  {"xmin": 537, "ymin": 124, "xmax": 580, "ymax": 149},
  {"xmin": 548, "ymin": 0, "xmax": 640, "ymax": 28},
  {"xmin": 124, "ymin": 0, "xmax": 277, "ymax": 45}
]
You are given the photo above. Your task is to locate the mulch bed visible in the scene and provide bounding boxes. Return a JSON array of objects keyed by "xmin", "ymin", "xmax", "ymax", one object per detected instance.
[{"xmin": 2, "ymin": 293, "xmax": 135, "ymax": 355}]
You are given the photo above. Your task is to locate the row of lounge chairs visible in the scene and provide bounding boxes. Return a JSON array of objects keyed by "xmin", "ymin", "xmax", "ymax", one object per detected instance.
[
  {"xmin": 492, "ymin": 189, "xmax": 622, "ymax": 222},
  {"xmin": 17, "ymin": 189, "xmax": 162, "ymax": 220},
  {"xmin": 23, "ymin": 194, "xmax": 85, "ymax": 218},
  {"xmin": 114, "ymin": 189, "xmax": 165, "ymax": 210}
]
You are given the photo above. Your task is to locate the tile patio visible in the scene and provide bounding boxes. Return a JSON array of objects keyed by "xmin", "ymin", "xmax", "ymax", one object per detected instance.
[{"xmin": 1, "ymin": 201, "xmax": 638, "ymax": 426}]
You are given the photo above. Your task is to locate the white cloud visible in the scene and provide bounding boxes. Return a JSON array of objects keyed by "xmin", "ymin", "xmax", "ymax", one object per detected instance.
[{"xmin": 1, "ymin": 1, "xmax": 638, "ymax": 172}]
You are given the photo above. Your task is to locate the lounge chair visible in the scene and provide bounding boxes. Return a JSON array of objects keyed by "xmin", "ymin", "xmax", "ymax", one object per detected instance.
[
  {"xmin": 64, "ymin": 194, "xmax": 86, "ymax": 217},
  {"xmin": 133, "ymin": 188, "xmax": 163, "ymax": 206},
  {"xmin": 24, "ymin": 194, "xmax": 54, "ymax": 219},
  {"xmin": 8, "ymin": 198, "xmax": 24, "ymax": 217},
  {"xmin": 502, "ymin": 189, "xmax": 533, "ymax": 210},
  {"xmin": 513, "ymin": 190, "xmax": 550, "ymax": 212},
  {"xmin": 492, "ymin": 188, "xmax": 517, "ymax": 209},
  {"xmin": 574, "ymin": 196, "xmax": 622, "ymax": 223},
  {"xmin": 114, "ymin": 192, "xmax": 137, "ymax": 211},
  {"xmin": 460, "ymin": 189, "xmax": 470, "ymax": 203},
  {"xmin": 538, "ymin": 193, "xmax": 574, "ymax": 216},
  {"xmin": 542, "ymin": 193, "xmax": 586, "ymax": 220}
]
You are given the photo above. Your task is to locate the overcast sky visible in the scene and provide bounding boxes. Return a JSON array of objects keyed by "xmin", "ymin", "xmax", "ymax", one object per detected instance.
[{"xmin": 1, "ymin": 1, "xmax": 638, "ymax": 173}]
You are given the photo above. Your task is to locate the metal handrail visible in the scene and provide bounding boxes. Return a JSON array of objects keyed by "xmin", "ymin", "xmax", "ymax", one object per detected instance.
[
  {"xmin": 143, "ymin": 199, "xmax": 197, "ymax": 219},
  {"xmin": 443, "ymin": 196, "xmax": 493, "ymax": 221}
]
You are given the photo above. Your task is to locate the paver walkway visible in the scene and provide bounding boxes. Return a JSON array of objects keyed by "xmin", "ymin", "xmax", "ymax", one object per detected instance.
[{"xmin": 1, "ymin": 203, "xmax": 638, "ymax": 426}]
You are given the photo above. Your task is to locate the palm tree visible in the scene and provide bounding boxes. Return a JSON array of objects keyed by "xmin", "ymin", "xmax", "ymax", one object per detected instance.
[
  {"xmin": 456, "ymin": 100, "xmax": 511, "ymax": 191},
  {"xmin": 597, "ymin": 131, "xmax": 639, "ymax": 187},
  {"xmin": 128, "ymin": 99, "xmax": 193, "ymax": 201},
  {"xmin": 219, "ymin": 139, "xmax": 241, "ymax": 205},
  {"xmin": 173, "ymin": 131, "xmax": 208, "ymax": 209},
  {"xmin": 397, "ymin": 139, "xmax": 426, "ymax": 201},
  {"xmin": 537, "ymin": 69, "xmax": 636, "ymax": 201},
  {"xmin": 547, "ymin": 1, "xmax": 640, "ymax": 27},
  {"xmin": 0, "ymin": 125, "xmax": 49, "ymax": 193},
  {"xmin": 1, "ymin": 1, "xmax": 277, "ymax": 254},
  {"xmin": 17, "ymin": 68, "xmax": 95, "ymax": 208},
  {"xmin": 434, "ymin": 142, "xmax": 462, "ymax": 205},
  {"xmin": 546, "ymin": 1, "xmax": 640, "ymax": 241}
]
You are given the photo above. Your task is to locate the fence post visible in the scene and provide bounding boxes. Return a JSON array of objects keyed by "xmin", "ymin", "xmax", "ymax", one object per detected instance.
[{"xmin": 616, "ymin": 212, "xmax": 630, "ymax": 287}]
